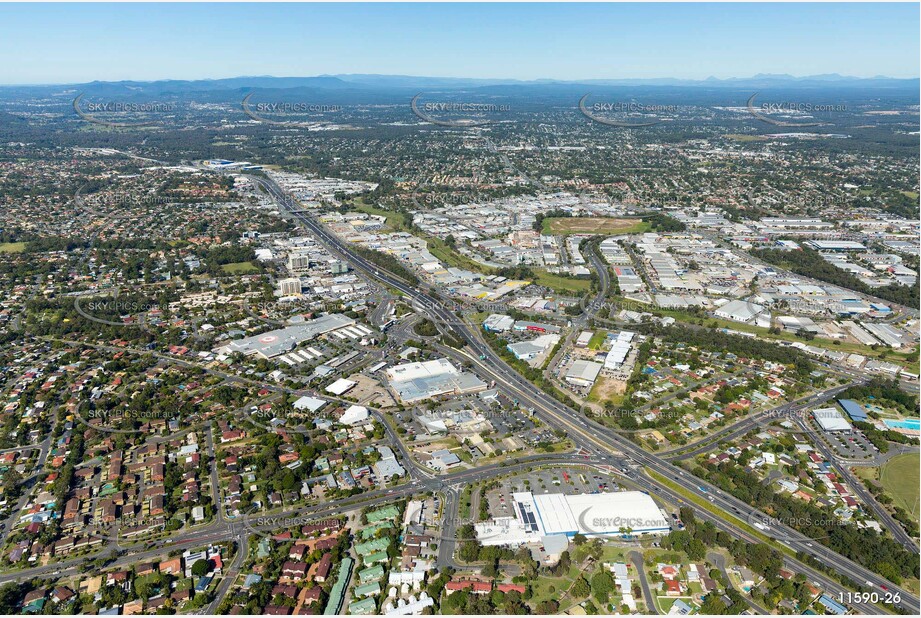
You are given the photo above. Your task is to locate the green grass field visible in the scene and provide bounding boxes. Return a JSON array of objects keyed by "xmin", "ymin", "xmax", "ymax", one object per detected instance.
[
  {"xmin": 426, "ymin": 237, "xmax": 492, "ymax": 274},
  {"xmin": 588, "ymin": 330, "xmax": 608, "ymax": 350},
  {"xmin": 350, "ymin": 199, "xmax": 409, "ymax": 231},
  {"xmin": 221, "ymin": 261, "xmax": 259, "ymax": 274},
  {"xmin": 534, "ymin": 269, "xmax": 592, "ymax": 294},
  {"xmin": 542, "ymin": 216, "xmax": 650, "ymax": 236},
  {"xmin": 0, "ymin": 242, "xmax": 27, "ymax": 253},
  {"xmin": 881, "ymin": 453, "xmax": 920, "ymax": 523}
]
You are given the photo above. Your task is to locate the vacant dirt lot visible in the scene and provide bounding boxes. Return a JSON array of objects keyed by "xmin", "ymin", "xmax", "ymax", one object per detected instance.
[
  {"xmin": 588, "ymin": 375, "xmax": 627, "ymax": 406},
  {"xmin": 544, "ymin": 217, "xmax": 648, "ymax": 235}
]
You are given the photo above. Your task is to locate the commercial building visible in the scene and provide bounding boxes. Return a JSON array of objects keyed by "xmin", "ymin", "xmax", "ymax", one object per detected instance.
[
  {"xmin": 604, "ymin": 331, "xmax": 635, "ymax": 369},
  {"xmin": 277, "ymin": 277, "xmax": 302, "ymax": 296},
  {"xmin": 837, "ymin": 399, "xmax": 868, "ymax": 422},
  {"xmin": 813, "ymin": 407, "xmax": 852, "ymax": 432},
  {"xmin": 339, "ymin": 405, "xmax": 370, "ymax": 426},
  {"xmin": 506, "ymin": 334, "xmax": 559, "ymax": 361},
  {"xmin": 862, "ymin": 323, "xmax": 904, "ymax": 348},
  {"xmin": 475, "ymin": 491, "xmax": 669, "ymax": 546},
  {"xmin": 714, "ymin": 300, "xmax": 766, "ymax": 324},
  {"xmin": 483, "ymin": 314, "xmax": 515, "ymax": 333},
  {"xmin": 565, "ymin": 360, "xmax": 603, "ymax": 387},
  {"xmin": 804, "ymin": 240, "xmax": 867, "ymax": 251},
  {"xmin": 385, "ymin": 359, "xmax": 486, "ymax": 403},
  {"xmin": 214, "ymin": 314, "xmax": 356, "ymax": 359},
  {"xmin": 292, "ymin": 396, "xmax": 327, "ymax": 414},
  {"xmin": 373, "ymin": 446, "xmax": 405, "ymax": 480},
  {"xmin": 288, "ymin": 253, "xmax": 312, "ymax": 271},
  {"xmin": 513, "ymin": 320, "xmax": 561, "ymax": 334},
  {"xmin": 326, "ymin": 378, "xmax": 357, "ymax": 396}
]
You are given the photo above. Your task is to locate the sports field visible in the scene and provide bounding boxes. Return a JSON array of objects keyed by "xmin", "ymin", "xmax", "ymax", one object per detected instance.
[
  {"xmin": 0, "ymin": 242, "xmax": 27, "ymax": 253},
  {"xmin": 542, "ymin": 217, "xmax": 649, "ymax": 235},
  {"xmin": 880, "ymin": 453, "xmax": 920, "ymax": 523},
  {"xmin": 221, "ymin": 261, "xmax": 259, "ymax": 274}
]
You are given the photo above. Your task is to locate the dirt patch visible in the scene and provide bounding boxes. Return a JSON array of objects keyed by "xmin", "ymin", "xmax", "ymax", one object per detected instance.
[
  {"xmin": 545, "ymin": 217, "xmax": 648, "ymax": 235},
  {"xmin": 348, "ymin": 373, "xmax": 396, "ymax": 408},
  {"xmin": 589, "ymin": 375, "xmax": 627, "ymax": 405}
]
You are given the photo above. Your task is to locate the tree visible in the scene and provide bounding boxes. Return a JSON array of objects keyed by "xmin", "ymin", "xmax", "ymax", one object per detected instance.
[
  {"xmin": 571, "ymin": 577, "xmax": 591, "ymax": 599},
  {"xmin": 536, "ymin": 599, "xmax": 559, "ymax": 613},
  {"xmin": 590, "ymin": 570, "xmax": 615, "ymax": 604},
  {"xmin": 191, "ymin": 559, "xmax": 212, "ymax": 577}
]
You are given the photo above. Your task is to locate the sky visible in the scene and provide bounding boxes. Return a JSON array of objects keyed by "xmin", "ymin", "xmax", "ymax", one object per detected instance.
[{"xmin": 0, "ymin": 2, "xmax": 918, "ymax": 84}]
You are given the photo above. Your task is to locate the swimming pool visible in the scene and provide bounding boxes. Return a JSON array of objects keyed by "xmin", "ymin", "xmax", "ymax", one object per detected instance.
[{"xmin": 883, "ymin": 418, "xmax": 921, "ymax": 431}]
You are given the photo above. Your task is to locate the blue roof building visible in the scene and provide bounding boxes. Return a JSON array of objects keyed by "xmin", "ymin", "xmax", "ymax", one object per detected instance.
[
  {"xmin": 818, "ymin": 594, "xmax": 847, "ymax": 615},
  {"xmin": 837, "ymin": 399, "xmax": 868, "ymax": 422}
]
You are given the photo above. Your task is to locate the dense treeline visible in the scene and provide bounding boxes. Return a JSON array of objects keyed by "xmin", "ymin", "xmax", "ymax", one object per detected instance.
[
  {"xmin": 640, "ymin": 323, "xmax": 814, "ymax": 372},
  {"xmin": 694, "ymin": 461, "xmax": 920, "ymax": 583},
  {"xmin": 496, "ymin": 265, "xmax": 537, "ymax": 280},
  {"xmin": 752, "ymin": 247, "xmax": 920, "ymax": 309},
  {"xmin": 351, "ymin": 245, "xmax": 419, "ymax": 285},
  {"xmin": 642, "ymin": 212, "xmax": 687, "ymax": 232},
  {"xmin": 840, "ymin": 378, "xmax": 918, "ymax": 416},
  {"xmin": 532, "ymin": 208, "xmax": 571, "ymax": 231}
]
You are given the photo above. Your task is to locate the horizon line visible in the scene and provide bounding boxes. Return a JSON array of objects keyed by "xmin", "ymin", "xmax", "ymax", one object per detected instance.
[{"xmin": 3, "ymin": 72, "xmax": 920, "ymax": 88}]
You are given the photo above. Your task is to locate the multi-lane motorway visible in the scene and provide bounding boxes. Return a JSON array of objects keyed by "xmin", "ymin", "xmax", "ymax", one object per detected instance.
[{"xmin": 249, "ymin": 172, "xmax": 919, "ymax": 614}]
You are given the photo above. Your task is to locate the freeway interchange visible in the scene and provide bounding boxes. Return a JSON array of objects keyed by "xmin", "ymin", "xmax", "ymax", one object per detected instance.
[{"xmin": 250, "ymin": 172, "xmax": 920, "ymax": 614}]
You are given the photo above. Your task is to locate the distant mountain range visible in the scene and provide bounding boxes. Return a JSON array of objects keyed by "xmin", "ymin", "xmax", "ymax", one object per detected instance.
[
  {"xmin": 3, "ymin": 73, "xmax": 918, "ymax": 94},
  {"xmin": 0, "ymin": 73, "xmax": 916, "ymax": 109}
]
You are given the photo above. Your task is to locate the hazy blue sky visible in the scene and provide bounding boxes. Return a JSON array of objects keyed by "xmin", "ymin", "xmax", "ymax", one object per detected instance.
[{"xmin": 1, "ymin": 2, "xmax": 917, "ymax": 84}]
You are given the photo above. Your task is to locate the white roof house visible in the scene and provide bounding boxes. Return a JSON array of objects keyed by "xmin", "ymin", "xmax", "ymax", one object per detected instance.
[{"xmin": 340, "ymin": 405, "xmax": 370, "ymax": 426}]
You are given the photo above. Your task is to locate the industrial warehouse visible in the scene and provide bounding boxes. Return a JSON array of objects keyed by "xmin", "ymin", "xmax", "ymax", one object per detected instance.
[
  {"xmin": 385, "ymin": 358, "xmax": 487, "ymax": 403},
  {"xmin": 475, "ymin": 491, "xmax": 670, "ymax": 547}
]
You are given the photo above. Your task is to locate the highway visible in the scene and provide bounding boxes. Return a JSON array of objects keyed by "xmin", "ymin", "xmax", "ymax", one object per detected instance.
[{"xmin": 249, "ymin": 172, "xmax": 919, "ymax": 614}]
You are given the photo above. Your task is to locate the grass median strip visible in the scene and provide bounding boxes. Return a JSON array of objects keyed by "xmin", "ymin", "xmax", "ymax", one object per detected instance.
[{"xmin": 647, "ymin": 469, "xmax": 796, "ymax": 559}]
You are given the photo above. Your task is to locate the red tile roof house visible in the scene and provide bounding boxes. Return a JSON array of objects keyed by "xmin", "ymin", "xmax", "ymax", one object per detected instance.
[
  {"xmin": 51, "ymin": 586, "xmax": 74, "ymax": 604},
  {"xmin": 272, "ymin": 585, "xmax": 298, "ymax": 598},
  {"xmin": 221, "ymin": 430, "xmax": 246, "ymax": 443},
  {"xmin": 297, "ymin": 587, "xmax": 322, "ymax": 607},
  {"xmin": 664, "ymin": 579, "xmax": 684, "ymax": 596},
  {"xmin": 445, "ymin": 580, "xmax": 492, "ymax": 595},
  {"xmin": 658, "ymin": 564, "xmax": 680, "ymax": 579},
  {"xmin": 159, "ymin": 557, "xmax": 183, "ymax": 575},
  {"xmin": 496, "ymin": 584, "xmax": 525, "ymax": 594}
]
